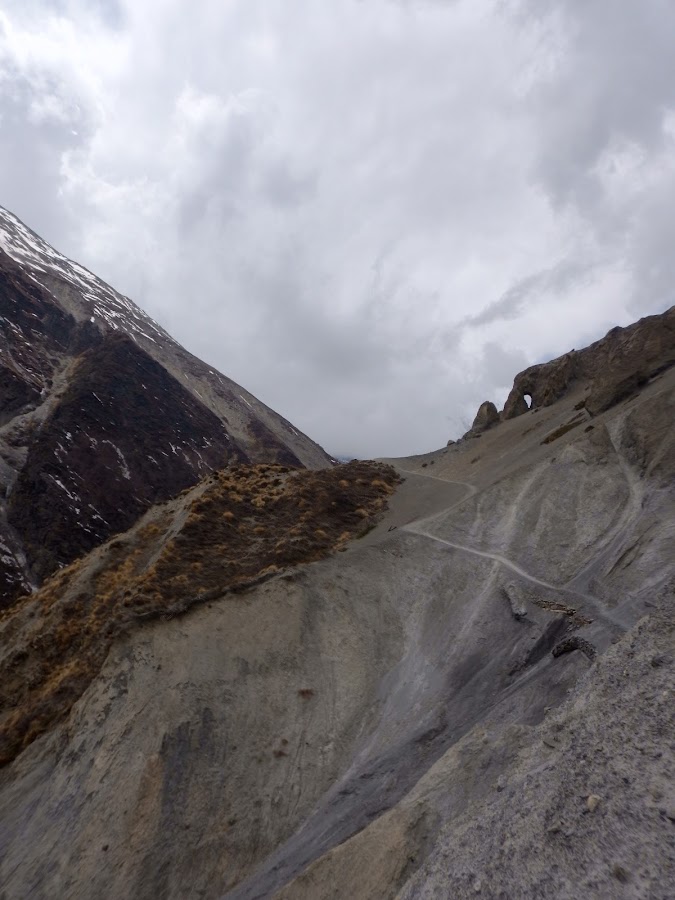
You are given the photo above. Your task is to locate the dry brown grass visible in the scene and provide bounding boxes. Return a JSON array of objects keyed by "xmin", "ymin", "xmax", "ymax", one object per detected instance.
[{"xmin": 0, "ymin": 461, "xmax": 400, "ymax": 767}]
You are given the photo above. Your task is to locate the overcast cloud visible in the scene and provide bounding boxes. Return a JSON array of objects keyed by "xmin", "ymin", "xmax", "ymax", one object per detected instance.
[{"xmin": 1, "ymin": 0, "xmax": 674, "ymax": 457}]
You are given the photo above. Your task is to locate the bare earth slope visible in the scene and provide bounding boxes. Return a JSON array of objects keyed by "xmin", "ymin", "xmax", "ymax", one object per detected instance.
[
  {"xmin": 0, "ymin": 312, "xmax": 673, "ymax": 899},
  {"xmin": 0, "ymin": 207, "xmax": 332, "ymax": 606}
]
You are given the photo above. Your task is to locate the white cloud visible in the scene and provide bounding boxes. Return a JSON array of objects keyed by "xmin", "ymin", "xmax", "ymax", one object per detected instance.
[{"xmin": 1, "ymin": 0, "xmax": 673, "ymax": 457}]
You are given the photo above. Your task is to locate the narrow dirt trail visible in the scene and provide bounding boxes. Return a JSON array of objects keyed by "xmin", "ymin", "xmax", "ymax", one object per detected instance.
[
  {"xmin": 404, "ymin": 524, "xmax": 628, "ymax": 632},
  {"xmin": 396, "ymin": 466, "xmax": 629, "ymax": 633},
  {"xmin": 391, "ymin": 467, "xmax": 478, "ymax": 525}
]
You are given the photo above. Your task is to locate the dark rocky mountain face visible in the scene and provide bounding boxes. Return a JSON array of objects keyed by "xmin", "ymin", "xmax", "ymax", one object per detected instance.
[
  {"xmin": 0, "ymin": 206, "xmax": 332, "ymax": 607},
  {"xmin": 6, "ymin": 332, "xmax": 241, "ymax": 588}
]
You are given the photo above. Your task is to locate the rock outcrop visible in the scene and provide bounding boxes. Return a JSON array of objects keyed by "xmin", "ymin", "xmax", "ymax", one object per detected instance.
[
  {"xmin": 459, "ymin": 400, "xmax": 500, "ymax": 441},
  {"xmin": 501, "ymin": 352, "xmax": 576, "ymax": 418},
  {"xmin": 501, "ymin": 306, "xmax": 675, "ymax": 420},
  {"xmin": 467, "ymin": 400, "xmax": 500, "ymax": 436},
  {"xmin": 585, "ymin": 369, "xmax": 650, "ymax": 417}
]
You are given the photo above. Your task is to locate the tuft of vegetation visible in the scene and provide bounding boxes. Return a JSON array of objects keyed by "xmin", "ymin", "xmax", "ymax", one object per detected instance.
[
  {"xmin": 540, "ymin": 414, "xmax": 584, "ymax": 445},
  {"xmin": 0, "ymin": 461, "xmax": 400, "ymax": 767}
]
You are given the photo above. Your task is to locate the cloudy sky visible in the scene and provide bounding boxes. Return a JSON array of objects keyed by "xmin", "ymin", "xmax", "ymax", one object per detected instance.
[{"xmin": 1, "ymin": 0, "xmax": 674, "ymax": 457}]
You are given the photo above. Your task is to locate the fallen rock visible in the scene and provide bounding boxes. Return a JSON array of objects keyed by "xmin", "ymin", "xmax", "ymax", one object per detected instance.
[
  {"xmin": 611, "ymin": 864, "xmax": 631, "ymax": 883},
  {"xmin": 586, "ymin": 794, "xmax": 602, "ymax": 813},
  {"xmin": 650, "ymin": 654, "xmax": 672, "ymax": 668},
  {"xmin": 501, "ymin": 584, "xmax": 527, "ymax": 620},
  {"xmin": 552, "ymin": 636, "xmax": 597, "ymax": 661}
]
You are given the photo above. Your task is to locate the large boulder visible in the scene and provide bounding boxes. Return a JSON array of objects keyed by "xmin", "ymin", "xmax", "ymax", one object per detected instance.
[
  {"xmin": 462, "ymin": 400, "xmax": 500, "ymax": 439},
  {"xmin": 471, "ymin": 401, "xmax": 500, "ymax": 433}
]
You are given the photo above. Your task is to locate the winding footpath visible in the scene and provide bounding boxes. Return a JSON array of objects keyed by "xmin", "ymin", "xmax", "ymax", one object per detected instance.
[{"xmin": 396, "ymin": 466, "xmax": 630, "ymax": 634}]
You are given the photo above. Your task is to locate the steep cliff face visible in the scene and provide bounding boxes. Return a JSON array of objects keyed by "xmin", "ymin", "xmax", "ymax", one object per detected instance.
[{"xmin": 0, "ymin": 206, "xmax": 332, "ymax": 606}]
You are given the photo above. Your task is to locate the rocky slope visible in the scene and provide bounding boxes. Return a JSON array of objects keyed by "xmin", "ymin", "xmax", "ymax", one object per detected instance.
[
  {"xmin": 0, "ymin": 307, "xmax": 673, "ymax": 900},
  {"xmin": 0, "ymin": 207, "xmax": 332, "ymax": 606}
]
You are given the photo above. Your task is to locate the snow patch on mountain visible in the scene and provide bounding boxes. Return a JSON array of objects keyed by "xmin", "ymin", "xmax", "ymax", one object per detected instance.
[{"xmin": 0, "ymin": 206, "xmax": 169, "ymax": 346}]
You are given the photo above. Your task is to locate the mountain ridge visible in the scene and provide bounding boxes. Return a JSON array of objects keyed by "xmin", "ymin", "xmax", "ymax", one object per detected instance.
[{"xmin": 0, "ymin": 206, "xmax": 332, "ymax": 606}]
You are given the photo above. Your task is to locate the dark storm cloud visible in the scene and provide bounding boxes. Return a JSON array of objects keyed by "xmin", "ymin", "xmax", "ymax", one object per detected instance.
[{"xmin": 0, "ymin": 0, "xmax": 673, "ymax": 457}]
